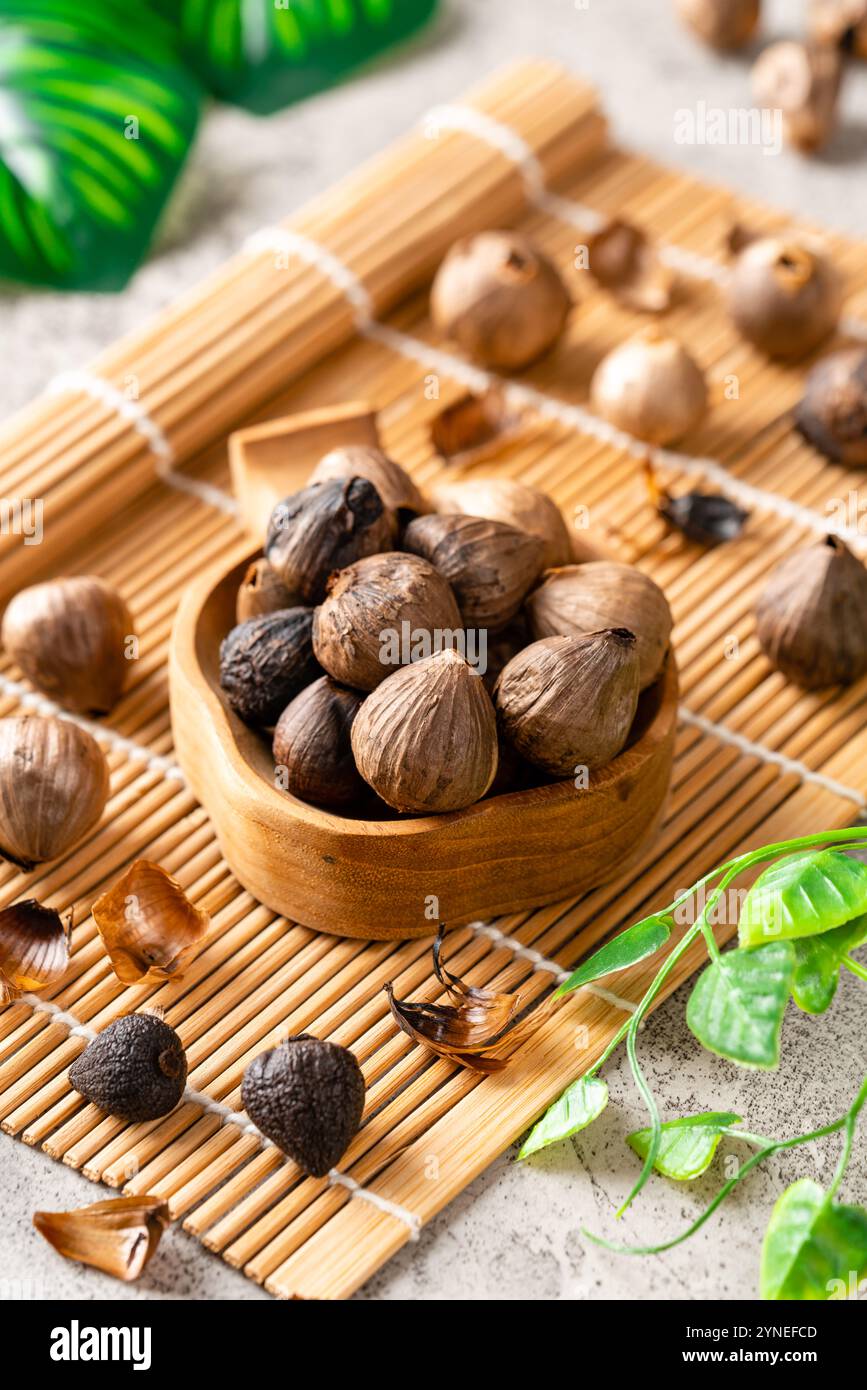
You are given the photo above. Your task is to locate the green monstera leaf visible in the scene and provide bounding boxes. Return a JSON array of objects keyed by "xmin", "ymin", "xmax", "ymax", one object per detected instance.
[
  {"xmin": 0, "ymin": 0, "xmax": 200, "ymax": 289},
  {"xmin": 158, "ymin": 0, "xmax": 439, "ymax": 115}
]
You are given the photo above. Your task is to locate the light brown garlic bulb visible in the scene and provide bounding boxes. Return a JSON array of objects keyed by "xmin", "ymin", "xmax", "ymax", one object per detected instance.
[
  {"xmin": 726, "ymin": 236, "xmax": 843, "ymax": 359},
  {"xmin": 755, "ymin": 535, "xmax": 867, "ymax": 688},
  {"xmin": 403, "ymin": 513, "xmax": 544, "ymax": 633},
  {"xmin": 429, "ymin": 477, "xmax": 576, "ymax": 569},
  {"xmin": 590, "ymin": 328, "xmax": 708, "ymax": 445},
  {"xmin": 0, "ymin": 716, "xmax": 109, "ymax": 869},
  {"xmin": 309, "ymin": 445, "xmax": 427, "ymax": 520}
]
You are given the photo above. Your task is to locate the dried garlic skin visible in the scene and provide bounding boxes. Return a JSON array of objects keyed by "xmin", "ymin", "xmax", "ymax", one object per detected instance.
[
  {"xmin": 272, "ymin": 676, "xmax": 365, "ymax": 809},
  {"xmin": 796, "ymin": 348, "xmax": 867, "ymax": 465},
  {"xmin": 69, "ymin": 1012, "xmax": 187, "ymax": 1122},
  {"xmin": 265, "ymin": 476, "xmax": 396, "ymax": 604},
  {"xmin": 241, "ymin": 1035, "xmax": 365, "ymax": 1177},
  {"xmin": 2, "ymin": 575, "xmax": 132, "ymax": 715},
  {"xmin": 586, "ymin": 218, "xmax": 676, "ymax": 313},
  {"xmin": 235, "ymin": 558, "xmax": 299, "ymax": 624},
  {"xmin": 590, "ymin": 328, "xmax": 707, "ymax": 446},
  {"xmin": 726, "ymin": 237, "xmax": 843, "ymax": 360},
  {"xmin": 309, "ymin": 445, "xmax": 427, "ymax": 521},
  {"xmin": 755, "ymin": 535, "xmax": 867, "ymax": 688},
  {"xmin": 676, "ymin": 0, "xmax": 760, "ymax": 48},
  {"xmin": 220, "ymin": 607, "xmax": 319, "ymax": 726},
  {"xmin": 0, "ymin": 899, "xmax": 69, "ymax": 1001},
  {"xmin": 0, "ymin": 715, "xmax": 109, "ymax": 869},
  {"xmin": 34, "ymin": 1195, "xmax": 169, "ymax": 1282},
  {"xmin": 430, "ymin": 476, "xmax": 576, "ymax": 570},
  {"xmin": 752, "ymin": 40, "xmax": 844, "ymax": 153},
  {"xmin": 404, "ymin": 512, "xmax": 544, "ymax": 633},
  {"xmin": 92, "ymin": 859, "xmax": 209, "ymax": 984}
]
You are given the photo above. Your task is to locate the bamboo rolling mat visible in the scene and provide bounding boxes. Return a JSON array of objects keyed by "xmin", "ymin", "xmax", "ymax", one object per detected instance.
[{"xmin": 3, "ymin": 59, "xmax": 867, "ymax": 1299}]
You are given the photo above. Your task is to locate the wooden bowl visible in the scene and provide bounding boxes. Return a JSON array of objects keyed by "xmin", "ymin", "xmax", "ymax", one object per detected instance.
[{"xmin": 169, "ymin": 552, "xmax": 678, "ymax": 940}]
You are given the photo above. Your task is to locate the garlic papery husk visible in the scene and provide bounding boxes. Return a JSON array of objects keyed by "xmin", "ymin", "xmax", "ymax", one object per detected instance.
[
  {"xmin": 92, "ymin": 860, "xmax": 209, "ymax": 985},
  {"xmin": 403, "ymin": 513, "xmax": 544, "ymax": 633},
  {"xmin": 525, "ymin": 561, "xmax": 673, "ymax": 690},
  {"xmin": 33, "ymin": 1196, "xmax": 169, "ymax": 1282},
  {"xmin": 795, "ymin": 348, "xmax": 867, "ymax": 465},
  {"xmin": 350, "ymin": 648, "xmax": 498, "ymax": 813},
  {"xmin": 0, "ymin": 899, "xmax": 69, "ymax": 1001},
  {"xmin": 590, "ymin": 327, "xmax": 708, "ymax": 445},
  {"xmin": 495, "ymin": 631, "xmax": 640, "ymax": 776},
  {"xmin": 429, "ymin": 477, "xmax": 576, "ymax": 569},
  {"xmin": 265, "ymin": 476, "xmax": 396, "ymax": 604},
  {"xmin": 755, "ymin": 535, "xmax": 867, "ymax": 688},
  {"xmin": 2, "ymin": 576, "xmax": 133, "ymax": 715},
  {"xmin": 586, "ymin": 218, "xmax": 676, "ymax": 313},
  {"xmin": 309, "ymin": 445, "xmax": 427, "ymax": 521},
  {"xmin": 725, "ymin": 236, "xmax": 843, "ymax": 360},
  {"xmin": 0, "ymin": 716, "xmax": 109, "ymax": 870}
]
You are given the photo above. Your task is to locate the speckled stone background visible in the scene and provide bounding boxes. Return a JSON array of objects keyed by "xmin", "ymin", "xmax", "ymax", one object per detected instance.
[{"xmin": 2, "ymin": 0, "xmax": 866, "ymax": 1302}]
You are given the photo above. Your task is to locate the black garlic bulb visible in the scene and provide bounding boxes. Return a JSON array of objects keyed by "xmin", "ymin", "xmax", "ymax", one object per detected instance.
[
  {"xmin": 796, "ymin": 348, "xmax": 867, "ymax": 466},
  {"xmin": 272, "ymin": 677, "xmax": 365, "ymax": 809},
  {"xmin": 265, "ymin": 477, "xmax": 395, "ymax": 604},
  {"xmin": 69, "ymin": 1011, "xmax": 187, "ymax": 1122},
  {"xmin": 219, "ymin": 608, "xmax": 319, "ymax": 727},
  {"xmin": 241, "ymin": 1035, "xmax": 365, "ymax": 1177},
  {"xmin": 755, "ymin": 535, "xmax": 867, "ymax": 688}
]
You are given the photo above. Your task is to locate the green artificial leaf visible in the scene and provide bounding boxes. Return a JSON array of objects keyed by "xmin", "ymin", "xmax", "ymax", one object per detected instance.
[
  {"xmin": 760, "ymin": 1178, "xmax": 867, "ymax": 1300},
  {"xmin": 517, "ymin": 1075, "xmax": 609, "ymax": 1160},
  {"xmin": 739, "ymin": 850, "xmax": 867, "ymax": 949},
  {"xmin": 791, "ymin": 914, "xmax": 867, "ymax": 1015},
  {"xmin": 686, "ymin": 942, "xmax": 794, "ymax": 1069},
  {"xmin": 557, "ymin": 916, "xmax": 671, "ymax": 996},
  {"xmin": 157, "ymin": 0, "xmax": 439, "ymax": 115},
  {"xmin": 0, "ymin": 0, "xmax": 200, "ymax": 289},
  {"xmin": 627, "ymin": 1112, "xmax": 741, "ymax": 1181}
]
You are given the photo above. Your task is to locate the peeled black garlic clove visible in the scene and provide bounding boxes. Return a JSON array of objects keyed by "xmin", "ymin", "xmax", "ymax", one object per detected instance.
[
  {"xmin": 33, "ymin": 1196, "xmax": 169, "ymax": 1283},
  {"xmin": 590, "ymin": 327, "xmax": 708, "ymax": 446},
  {"xmin": 752, "ymin": 40, "xmax": 844, "ymax": 153},
  {"xmin": 0, "ymin": 715, "xmax": 109, "ymax": 869},
  {"xmin": 235, "ymin": 558, "xmax": 299, "ymax": 623},
  {"xmin": 495, "ymin": 631, "xmax": 641, "ymax": 776},
  {"xmin": 2, "ymin": 576, "xmax": 132, "ymax": 715},
  {"xmin": 403, "ymin": 512, "xmax": 544, "ymax": 633},
  {"xmin": 69, "ymin": 1011, "xmax": 188, "ymax": 1122},
  {"xmin": 755, "ymin": 535, "xmax": 867, "ymax": 688},
  {"xmin": 220, "ymin": 607, "xmax": 319, "ymax": 726},
  {"xmin": 92, "ymin": 859, "xmax": 209, "ymax": 984},
  {"xmin": 525, "ymin": 561, "xmax": 673, "ymax": 690},
  {"xmin": 675, "ymin": 0, "xmax": 760, "ymax": 48},
  {"xmin": 795, "ymin": 348, "xmax": 867, "ymax": 465},
  {"xmin": 313, "ymin": 552, "xmax": 462, "ymax": 692},
  {"xmin": 429, "ymin": 476, "xmax": 577, "ymax": 569},
  {"xmin": 351, "ymin": 648, "xmax": 499, "ymax": 813},
  {"xmin": 272, "ymin": 676, "xmax": 365, "ymax": 809},
  {"xmin": 241, "ymin": 1034, "xmax": 365, "ymax": 1177},
  {"xmin": 309, "ymin": 445, "xmax": 427, "ymax": 522},
  {"xmin": 430, "ymin": 231, "xmax": 571, "ymax": 371},
  {"xmin": 725, "ymin": 236, "xmax": 842, "ymax": 360},
  {"xmin": 0, "ymin": 899, "xmax": 69, "ymax": 1002},
  {"xmin": 265, "ymin": 476, "xmax": 396, "ymax": 604}
]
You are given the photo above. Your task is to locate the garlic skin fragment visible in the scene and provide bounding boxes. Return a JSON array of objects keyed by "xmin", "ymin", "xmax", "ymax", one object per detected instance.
[
  {"xmin": 0, "ymin": 716, "xmax": 109, "ymax": 870},
  {"xmin": 0, "ymin": 899, "xmax": 69, "ymax": 1001},
  {"xmin": 33, "ymin": 1196, "xmax": 169, "ymax": 1282},
  {"xmin": 590, "ymin": 328, "xmax": 708, "ymax": 446},
  {"xmin": 92, "ymin": 859, "xmax": 209, "ymax": 985}
]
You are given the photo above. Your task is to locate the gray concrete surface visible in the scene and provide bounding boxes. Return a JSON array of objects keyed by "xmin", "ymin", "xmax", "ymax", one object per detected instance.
[{"xmin": 2, "ymin": 0, "xmax": 866, "ymax": 1302}]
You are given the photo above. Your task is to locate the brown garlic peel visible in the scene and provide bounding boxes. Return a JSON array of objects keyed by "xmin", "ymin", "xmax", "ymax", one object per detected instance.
[
  {"xmin": 725, "ymin": 236, "xmax": 843, "ymax": 360},
  {"xmin": 809, "ymin": 0, "xmax": 867, "ymax": 58},
  {"xmin": 2, "ymin": 576, "xmax": 132, "ymax": 715},
  {"xmin": 495, "ymin": 630, "xmax": 640, "ymax": 776},
  {"xmin": 0, "ymin": 899, "xmax": 69, "ymax": 1001},
  {"xmin": 0, "ymin": 716, "xmax": 109, "ymax": 870},
  {"xmin": 92, "ymin": 860, "xmax": 209, "ymax": 984},
  {"xmin": 235, "ymin": 558, "xmax": 299, "ymax": 623},
  {"xmin": 675, "ymin": 0, "xmax": 760, "ymax": 48},
  {"xmin": 795, "ymin": 348, "xmax": 867, "ymax": 465},
  {"xmin": 590, "ymin": 328, "xmax": 708, "ymax": 446},
  {"xmin": 430, "ymin": 390, "xmax": 526, "ymax": 469},
  {"xmin": 265, "ymin": 476, "xmax": 396, "ymax": 604},
  {"xmin": 430, "ymin": 231, "xmax": 571, "ymax": 371},
  {"xmin": 272, "ymin": 676, "xmax": 365, "ymax": 809},
  {"xmin": 313, "ymin": 552, "xmax": 462, "ymax": 692},
  {"xmin": 429, "ymin": 477, "xmax": 575, "ymax": 570},
  {"xmin": 309, "ymin": 445, "xmax": 427, "ymax": 520},
  {"xmin": 220, "ymin": 607, "xmax": 319, "ymax": 726},
  {"xmin": 403, "ymin": 513, "xmax": 544, "ymax": 633},
  {"xmin": 33, "ymin": 1196, "xmax": 169, "ymax": 1282},
  {"xmin": 586, "ymin": 219, "xmax": 676, "ymax": 313},
  {"xmin": 755, "ymin": 535, "xmax": 867, "ymax": 688},
  {"xmin": 752, "ymin": 41, "xmax": 844, "ymax": 153},
  {"xmin": 350, "ymin": 648, "xmax": 498, "ymax": 813},
  {"xmin": 525, "ymin": 561, "xmax": 673, "ymax": 690}
]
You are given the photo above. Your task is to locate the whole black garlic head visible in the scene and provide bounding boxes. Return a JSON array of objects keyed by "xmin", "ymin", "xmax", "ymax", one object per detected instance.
[
  {"xmin": 726, "ymin": 237, "xmax": 842, "ymax": 360},
  {"xmin": 752, "ymin": 39, "xmax": 844, "ymax": 153},
  {"xmin": 272, "ymin": 677, "xmax": 365, "ymax": 809},
  {"xmin": 312, "ymin": 551, "xmax": 462, "ymax": 692},
  {"xmin": 429, "ymin": 477, "xmax": 575, "ymax": 569},
  {"xmin": 2, "ymin": 576, "xmax": 132, "ymax": 715},
  {"xmin": 309, "ymin": 445, "xmax": 427, "ymax": 524},
  {"xmin": 241, "ymin": 1035, "xmax": 365, "ymax": 1177},
  {"xmin": 265, "ymin": 477, "xmax": 395, "ymax": 605},
  {"xmin": 69, "ymin": 1010, "xmax": 187, "ymax": 1123},
  {"xmin": 755, "ymin": 535, "xmax": 867, "ymax": 689},
  {"xmin": 430, "ymin": 230, "xmax": 571, "ymax": 372},
  {"xmin": 0, "ymin": 715, "xmax": 109, "ymax": 870},
  {"xmin": 351, "ymin": 648, "xmax": 499, "ymax": 813},
  {"xmin": 795, "ymin": 348, "xmax": 867, "ymax": 465},
  {"xmin": 219, "ymin": 607, "xmax": 319, "ymax": 726},
  {"xmin": 235, "ymin": 558, "xmax": 298, "ymax": 624},
  {"xmin": 590, "ymin": 327, "xmax": 707, "ymax": 446},
  {"xmin": 403, "ymin": 513, "xmax": 545, "ymax": 633},
  {"xmin": 675, "ymin": 0, "xmax": 760, "ymax": 48}
]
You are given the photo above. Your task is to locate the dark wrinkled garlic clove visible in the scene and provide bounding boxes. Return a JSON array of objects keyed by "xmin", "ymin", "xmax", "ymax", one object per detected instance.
[
  {"xmin": 265, "ymin": 477, "xmax": 395, "ymax": 604},
  {"xmin": 404, "ymin": 513, "xmax": 544, "ymax": 633},
  {"xmin": 312, "ymin": 552, "xmax": 462, "ymax": 691},
  {"xmin": 309, "ymin": 445, "xmax": 427, "ymax": 522},
  {"xmin": 525, "ymin": 561, "xmax": 673, "ymax": 690},
  {"xmin": 69, "ymin": 1010, "xmax": 187, "ymax": 1121},
  {"xmin": 92, "ymin": 860, "xmax": 209, "ymax": 984},
  {"xmin": 351, "ymin": 648, "xmax": 498, "ymax": 813},
  {"xmin": 645, "ymin": 461, "xmax": 750, "ymax": 546},
  {"xmin": 586, "ymin": 218, "xmax": 676, "ymax": 313},
  {"xmin": 241, "ymin": 1035, "xmax": 365, "ymax": 1177},
  {"xmin": 34, "ymin": 1196, "xmax": 169, "ymax": 1282},
  {"xmin": 496, "ymin": 631, "xmax": 640, "ymax": 776},
  {"xmin": 809, "ymin": 0, "xmax": 867, "ymax": 57},
  {"xmin": 725, "ymin": 236, "xmax": 842, "ymax": 360},
  {"xmin": 272, "ymin": 677, "xmax": 365, "ymax": 809},
  {"xmin": 675, "ymin": 0, "xmax": 760, "ymax": 48},
  {"xmin": 752, "ymin": 40, "xmax": 844, "ymax": 153},
  {"xmin": 795, "ymin": 348, "xmax": 867, "ymax": 465},
  {"xmin": 220, "ymin": 607, "xmax": 319, "ymax": 726},
  {"xmin": 430, "ymin": 476, "xmax": 576, "ymax": 569},
  {"xmin": 430, "ymin": 231, "xmax": 571, "ymax": 371},
  {"xmin": 0, "ymin": 716, "xmax": 109, "ymax": 870},
  {"xmin": 2, "ymin": 576, "xmax": 132, "ymax": 715},
  {"xmin": 235, "ymin": 558, "xmax": 299, "ymax": 623},
  {"xmin": 590, "ymin": 327, "xmax": 707, "ymax": 445},
  {"xmin": 755, "ymin": 535, "xmax": 867, "ymax": 688},
  {"xmin": 0, "ymin": 899, "xmax": 69, "ymax": 1001}
]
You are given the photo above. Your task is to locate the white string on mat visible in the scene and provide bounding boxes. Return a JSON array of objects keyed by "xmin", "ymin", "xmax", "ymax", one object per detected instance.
[{"xmin": 242, "ymin": 226, "xmax": 375, "ymax": 325}]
